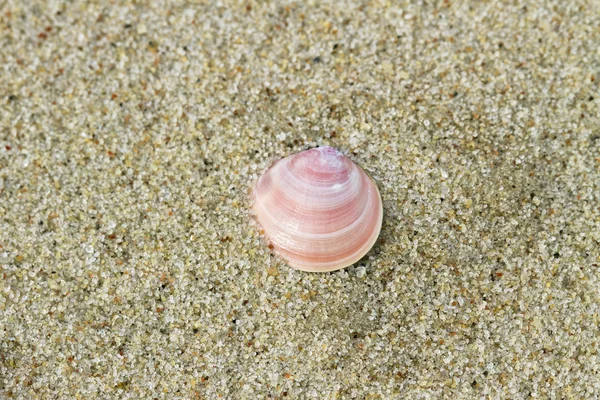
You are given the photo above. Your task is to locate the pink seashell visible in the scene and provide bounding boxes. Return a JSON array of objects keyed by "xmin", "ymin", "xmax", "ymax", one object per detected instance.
[{"xmin": 252, "ymin": 146, "xmax": 383, "ymax": 272}]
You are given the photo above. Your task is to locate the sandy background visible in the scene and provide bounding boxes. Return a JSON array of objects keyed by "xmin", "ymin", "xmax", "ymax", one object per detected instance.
[{"xmin": 1, "ymin": 0, "xmax": 600, "ymax": 399}]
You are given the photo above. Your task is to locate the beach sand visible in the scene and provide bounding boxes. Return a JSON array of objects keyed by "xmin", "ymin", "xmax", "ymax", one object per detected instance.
[{"xmin": 1, "ymin": 1, "xmax": 600, "ymax": 398}]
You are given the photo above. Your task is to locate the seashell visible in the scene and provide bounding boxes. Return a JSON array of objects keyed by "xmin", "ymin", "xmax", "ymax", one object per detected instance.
[{"xmin": 252, "ymin": 146, "xmax": 383, "ymax": 272}]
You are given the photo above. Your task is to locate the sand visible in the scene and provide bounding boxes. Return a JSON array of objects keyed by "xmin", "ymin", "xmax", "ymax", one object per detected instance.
[{"xmin": 1, "ymin": 0, "xmax": 600, "ymax": 398}]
